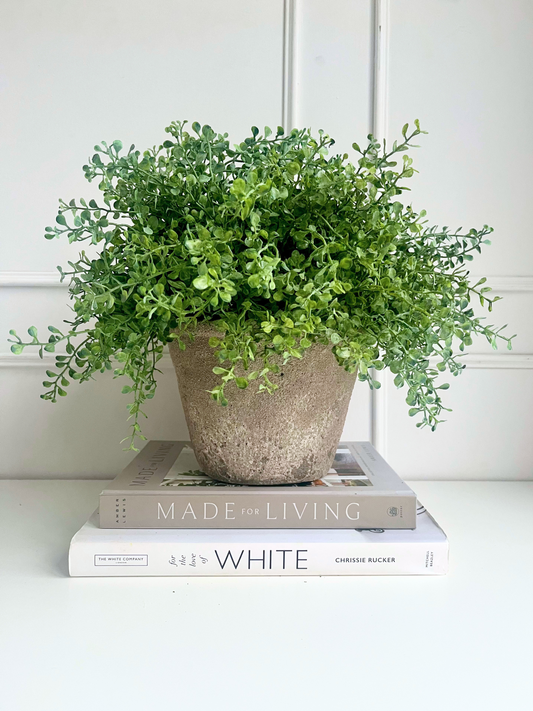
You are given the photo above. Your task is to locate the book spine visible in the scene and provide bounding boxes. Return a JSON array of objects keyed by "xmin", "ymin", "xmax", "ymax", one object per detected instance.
[
  {"xmin": 99, "ymin": 493, "xmax": 417, "ymax": 529},
  {"xmin": 69, "ymin": 537, "xmax": 448, "ymax": 577}
]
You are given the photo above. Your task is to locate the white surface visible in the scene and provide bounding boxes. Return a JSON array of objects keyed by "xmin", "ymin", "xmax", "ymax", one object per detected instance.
[
  {"xmin": 1, "ymin": 0, "xmax": 532, "ymax": 479},
  {"xmin": 1, "ymin": 479, "xmax": 532, "ymax": 710}
]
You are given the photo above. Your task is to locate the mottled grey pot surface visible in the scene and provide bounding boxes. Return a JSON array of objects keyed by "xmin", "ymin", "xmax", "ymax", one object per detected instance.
[{"xmin": 169, "ymin": 325, "xmax": 357, "ymax": 485}]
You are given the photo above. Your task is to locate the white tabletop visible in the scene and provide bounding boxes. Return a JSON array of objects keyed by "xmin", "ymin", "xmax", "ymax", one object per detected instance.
[{"xmin": 1, "ymin": 479, "xmax": 532, "ymax": 711}]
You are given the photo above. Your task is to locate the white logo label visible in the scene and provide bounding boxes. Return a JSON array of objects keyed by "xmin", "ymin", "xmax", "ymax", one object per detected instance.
[{"xmin": 94, "ymin": 555, "xmax": 148, "ymax": 566}]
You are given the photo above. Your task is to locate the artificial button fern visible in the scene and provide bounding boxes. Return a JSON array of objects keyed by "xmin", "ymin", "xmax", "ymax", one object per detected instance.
[{"xmin": 9, "ymin": 120, "xmax": 513, "ymax": 448}]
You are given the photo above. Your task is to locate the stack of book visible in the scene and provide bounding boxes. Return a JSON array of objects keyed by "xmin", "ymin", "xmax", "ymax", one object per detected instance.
[{"xmin": 69, "ymin": 441, "xmax": 448, "ymax": 576}]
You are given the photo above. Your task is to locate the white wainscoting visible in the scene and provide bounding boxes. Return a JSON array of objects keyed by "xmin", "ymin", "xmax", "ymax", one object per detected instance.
[
  {"xmin": 0, "ymin": 346, "xmax": 372, "ymax": 479},
  {"xmin": 1, "ymin": 0, "xmax": 532, "ymax": 478}
]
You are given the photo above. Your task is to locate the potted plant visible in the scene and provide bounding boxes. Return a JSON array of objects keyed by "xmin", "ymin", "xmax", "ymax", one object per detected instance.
[{"xmin": 9, "ymin": 120, "xmax": 513, "ymax": 484}]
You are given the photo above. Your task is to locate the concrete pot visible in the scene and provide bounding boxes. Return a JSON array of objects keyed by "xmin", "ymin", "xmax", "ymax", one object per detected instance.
[{"xmin": 169, "ymin": 325, "xmax": 357, "ymax": 485}]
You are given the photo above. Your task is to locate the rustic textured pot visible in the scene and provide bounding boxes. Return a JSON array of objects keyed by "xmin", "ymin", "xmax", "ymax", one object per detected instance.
[{"xmin": 169, "ymin": 325, "xmax": 357, "ymax": 485}]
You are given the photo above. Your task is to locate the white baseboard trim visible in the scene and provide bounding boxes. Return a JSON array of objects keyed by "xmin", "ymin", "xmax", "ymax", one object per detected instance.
[
  {"xmin": 451, "ymin": 354, "xmax": 533, "ymax": 369},
  {"xmin": 1, "ymin": 352, "xmax": 532, "ymax": 369},
  {"xmin": 0, "ymin": 271, "xmax": 66, "ymax": 287},
  {"xmin": 1, "ymin": 272, "xmax": 532, "ymax": 291},
  {"xmin": 480, "ymin": 276, "xmax": 533, "ymax": 293},
  {"xmin": 0, "ymin": 353, "xmax": 174, "ymax": 370}
]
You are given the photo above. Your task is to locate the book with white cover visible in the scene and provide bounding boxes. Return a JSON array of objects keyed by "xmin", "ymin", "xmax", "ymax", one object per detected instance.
[
  {"xmin": 99, "ymin": 441, "xmax": 417, "ymax": 529},
  {"xmin": 69, "ymin": 504, "xmax": 448, "ymax": 577}
]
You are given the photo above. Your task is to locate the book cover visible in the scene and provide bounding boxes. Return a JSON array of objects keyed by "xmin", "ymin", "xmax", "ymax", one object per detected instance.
[
  {"xmin": 69, "ymin": 504, "xmax": 447, "ymax": 577},
  {"xmin": 99, "ymin": 441, "xmax": 417, "ymax": 529}
]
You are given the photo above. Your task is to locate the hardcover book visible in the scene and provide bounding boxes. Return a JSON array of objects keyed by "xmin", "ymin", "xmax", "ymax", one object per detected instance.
[
  {"xmin": 69, "ymin": 504, "xmax": 447, "ymax": 577},
  {"xmin": 99, "ymin": 441, "xmax": 417, "ymax": 529}
]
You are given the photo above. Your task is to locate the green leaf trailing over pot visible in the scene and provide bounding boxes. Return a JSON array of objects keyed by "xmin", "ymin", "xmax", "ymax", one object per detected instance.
[{"xmin": 8, "ymin": 121, "xmax": 514, "ymax": 448}]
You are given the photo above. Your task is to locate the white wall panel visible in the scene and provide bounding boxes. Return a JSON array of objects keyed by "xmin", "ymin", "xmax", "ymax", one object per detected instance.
[
  {"xmin": 0, "ymin": 0, "xmax": 283, "ymax": 273},
  {"xmin": 387, "ymin": 0, "xmax": 533, "ymax": 277},
  {"xmin": 294, "ymin": 0, "xmax": 373, "ymax": 154},
  {"xmin": 0, "ymin": 364, "xmax": 183, "ymax": 477},
  {"xmin": 0, "ymin": 0, "xmax": 374, "ymax": 477},
  {"xmin": 0, "ymin": 275, "xmax": 371, "ymax": 477},
  {"xmin": 466, "ymin": 288, "xmax": 533, "ymax": 354},
  {"xmin": 1, "ymin": 0, "xmax": 532, "ymax": 479},
  {"xmin": 0, "ymin": 354, "xmax": 371, "ymax": 478},
  {"xmin": 375, "ymin": 367, "xmax": 533, "ymax": 481},
  {"xmin": 0, "ymin": 0, "xmax": 284, "ymax": 476},
  {"xmin": 381, "ymin": 0, "xmax": 533, "ymax": 478},
  {"xmin": 1, "ymin": 286, "xmax": 73, "ymax": 353}
]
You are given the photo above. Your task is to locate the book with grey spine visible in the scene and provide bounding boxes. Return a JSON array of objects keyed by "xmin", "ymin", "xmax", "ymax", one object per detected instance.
[
  {"xmin": 70, "ymin": 504, "xmax": 446, "ymax": 576},
  {"xmin": 99, "ymin": 441, "xmax": 417, "ymax": 529}
]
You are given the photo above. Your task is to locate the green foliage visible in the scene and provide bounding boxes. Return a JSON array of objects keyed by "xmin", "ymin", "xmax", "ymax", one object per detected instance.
[{"xmin": 9, "ymin": 120, "xmax": 514, "ymax": 448}]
